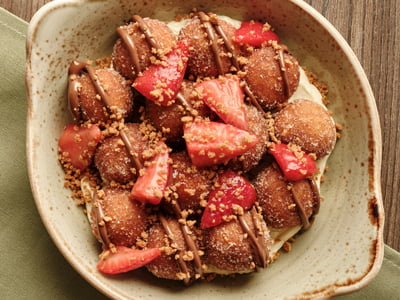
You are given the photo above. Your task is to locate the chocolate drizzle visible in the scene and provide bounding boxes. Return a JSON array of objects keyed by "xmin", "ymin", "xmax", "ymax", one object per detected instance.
[
  {"xmin": 68, "ymin": 60, "xmax": 86, "ymax": 121},
  {"xmin": 197, "ymin": 12, "xmax": 225, "ymax": 75},
  {"xmin": 116, "ymin": 26, "xmax": 142, "ymax": 75},
  {"xmin": 158, "ymin": 203, "xmax": 203, "ymax": 284},
  {"xmin": 285, "ymin": 170, "xmax": 320, "ymax": 230},
  {"xmin": 237, "ymin": 207, "xmax": 269, "ymax": 268},
  {"xmin": 92, "ymin": 192, "xmax": 112, "ymax": 249},
  {"xmin": 276, "ymin": 47, "xmax": 291, "ymax": 98}
]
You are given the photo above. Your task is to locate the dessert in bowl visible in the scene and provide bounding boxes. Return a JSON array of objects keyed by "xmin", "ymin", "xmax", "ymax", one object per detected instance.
[{"xmin": 26, "ymin": 0, "xmax": 384, "ymax": 299}]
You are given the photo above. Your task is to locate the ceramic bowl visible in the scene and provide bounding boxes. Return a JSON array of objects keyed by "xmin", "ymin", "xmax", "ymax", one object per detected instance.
[{"xmin": 26, "ymin": 0, "xmax": 384, "ymax": 299}]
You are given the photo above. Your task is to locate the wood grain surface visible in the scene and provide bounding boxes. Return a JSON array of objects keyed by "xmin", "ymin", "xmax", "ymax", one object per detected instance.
[{"xmin": 1, "ymin": 0, "xmax": 399, "ymax": 252}]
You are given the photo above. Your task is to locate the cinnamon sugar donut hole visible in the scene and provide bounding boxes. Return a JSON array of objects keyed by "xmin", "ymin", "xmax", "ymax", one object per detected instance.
[
  {"xmin": 244, "ymin": 45, "xmax": 300, "ymax": 110},
  {"xmin": 204, "ymin": 209, "xmax": 271, "ymax": 273},
  {"xmin": 164, "ymin": 151, "xmax": 213, "ymax": 213},
  {"xmin": 274, "ymin": 99, "xmax": 336, "ymax": 158},
  {"xmin": 94, "ymin": 123, "xmax": 150, "ymax": 184},
  {"xmin": 112, "ymin": 18, "xmax": 176, "ymax": 80},
  {"xmin": 253, "ymin": 163, "xmax": 319, "ymax": 229},
  {"xmin": 228, "ymin": 103, "xmax": 269, "ymax": 172},
  {"xmin": 146, "ymin": 80, "xmax": 213, "ymax": 144},
  {"xmin": 178, "ymin": 15, "xmax": 239, "ymax": 78},
  {"xmin": 146, "ymin": 217, "xmax": 200, "ymax": 282},
  {"xmin": 73, "ymin": 69, "xmax": 133, "ymax": 124},
  {"xmin": 91, "ymin": 187, "xmax": 148, "ymax": 247}
]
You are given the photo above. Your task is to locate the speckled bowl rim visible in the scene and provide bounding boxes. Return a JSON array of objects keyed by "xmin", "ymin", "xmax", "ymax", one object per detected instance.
[{"xmin": 25, "ymin": 0, "xmax": 384, "ymax": 299}]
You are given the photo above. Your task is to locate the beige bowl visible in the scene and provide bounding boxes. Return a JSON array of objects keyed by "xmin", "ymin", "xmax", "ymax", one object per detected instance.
[{"xmin": 26, "ymin": 0, "xmax": 384, "ymax": 299}]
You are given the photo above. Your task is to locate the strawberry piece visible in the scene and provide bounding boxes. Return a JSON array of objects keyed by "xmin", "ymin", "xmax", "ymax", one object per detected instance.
[
  {"xmin": 196, "ymin": 76, "xmax": 248, "ymax": 130},
  {"xmin": 184, "ymin": 120, "xmax": 258, "ymax": 168},
  {"xmin": 268, "ymin": 143, "xmax": 317, "ymax": 181},
  {"xmin": 58, "ymin": 123, "xmax": 101, "ymax": 171},
  {"xmin": 131, "ymin": 141, "xmax": 170, "ymax": 205},
  {"xmin": 133, "ymin": 39, "xmax": 189, "ymax": 106},
  {"xmin": 201, "ymin": 170, "xmax": 256, "ymax": 228},
  {"xmin": 233, "ymin": 20, "xmax": 280, "ymax": 47},
  {"xmin": 97, "ymin": 246, "xmax": 161, "ymax": 275}
]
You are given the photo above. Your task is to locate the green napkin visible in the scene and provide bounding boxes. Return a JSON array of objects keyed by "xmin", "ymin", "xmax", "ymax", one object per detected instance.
[{"xmin": 0, "ymin": 6, "xmax": 399, "ymax": 300}]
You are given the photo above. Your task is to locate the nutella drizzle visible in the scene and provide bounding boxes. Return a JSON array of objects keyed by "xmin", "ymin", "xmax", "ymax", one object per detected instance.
[
  {"xmin": 270, "ymin": 161, "xmax": 321, "ymax": 230},
  {"xmin": 116, "ymin": 26, "xmax": 142, "ymax": 75},
  {"xmin": 159, "ymin": 215, "xmax": 192, "ymax": 285},
  {"xmin": 276, "ymin": 48, "xmax": 291, "ymax": 98},
  {"xmin": 68, "ymin": 60, "xmax": 87, "ymax": 121},
  {"xmin": 237, "ymin": 207, "xmax": 269, "ymax": 268},
  {"xmin": 92, "ymin": 192, "xmax": 112, "ymax": 249},
  {"xmin": 197, "ymin": 12, "xmax": 225, "ymax": 75}
]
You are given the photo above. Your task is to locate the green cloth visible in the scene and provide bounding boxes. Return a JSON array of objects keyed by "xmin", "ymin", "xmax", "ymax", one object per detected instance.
[{"xmin": 0, "ymin": 6, "xmax": 399, "ymax": 300}]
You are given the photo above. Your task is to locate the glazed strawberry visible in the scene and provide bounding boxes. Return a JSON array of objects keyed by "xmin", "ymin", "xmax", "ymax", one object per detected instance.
[
  {"xmin": 268, "ymin": 143, "xmax": 317, "ymax": 181},
  {"xmin": 184, "ymin": 120, "xmax": 258, "ymax": 168},
  {"xmin": 196, "ymin": 76, "xmax": 248, "ymax": 130},
  {"xmin": 58, "ymin": 123, "xmax": 101, "ymax": 171},
  {"xmin": 133, "ymin": 39, "xmax": 189, "ymax": 106},
  {"xmin": 131, "ymin": 141, "xmax": 170, "ymax": 205},
  {"xmin": 233, "ymin": 20, "xmax": 280, "ymax": 47},
  {"xmin": 97, "ymin": 246, "xmax": 161, "ymax": 275},
  {"xmin": 201, "ymin": 170, "xmax": 256, "ymax": 228}
]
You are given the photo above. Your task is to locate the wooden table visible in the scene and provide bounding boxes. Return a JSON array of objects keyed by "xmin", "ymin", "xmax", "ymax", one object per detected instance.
[{"xmin": 1, "ymin": 0, "xmax": 399, "ymax": 252}]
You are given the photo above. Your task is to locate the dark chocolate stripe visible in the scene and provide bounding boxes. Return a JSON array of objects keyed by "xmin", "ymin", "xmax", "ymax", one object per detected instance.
[
  {"xmin": 197, "ymin": 12, "xmax": 225, "ymax": 75},
  {"xmin": 276, "ymin": 48, "xmax": 291, "ymax": 98},
  {"xmin": 68, "ymin": 60, "xmax": 87, "ymax": 121},
  {"xmin": 172, "ymin": 203, "xmax": 203, "ymax": 277},
  {"xmin": 116, "ymin": 26, "xmax": 142, "ymax": 75},
  {"xmin": 237, "ymin": 207, "xmax": 269, "ymax": 268},
  {"xmin": 159, "ymin": 215, "xmax": 191, "ymax": 285},
  {"xmin": 289, "ymin": 177, "xmax": 320, "ymax": 230},
  {"xmin": 92, "ymin": 192, "xmax": 112, "ymax": 249}
]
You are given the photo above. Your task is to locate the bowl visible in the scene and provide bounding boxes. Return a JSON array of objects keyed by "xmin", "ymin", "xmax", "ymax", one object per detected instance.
[{"xmin": 25, "ymin": 0, "xmax": 384, "ymax": 299}]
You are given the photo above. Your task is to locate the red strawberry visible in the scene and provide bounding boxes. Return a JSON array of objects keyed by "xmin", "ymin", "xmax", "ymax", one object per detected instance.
[
  {"xmin": 268, "ymin": 143, "xmax": 317, "ymax": 181},
  {"xmin": 58, "ymin": 123, "xmax": 101, "ymax": 171},
  {"xmin": 201, "ymin": 170, "xmax": 256, "ymax": 228},
  {"xmin": 196, "ymin": 76, "xmax": 248, "ymax": 130},
  {"xmin": 133, "ymin": 39, "xmax": 189, "ymax": 106},
  {"xmin": 233, "ymin": 20, "xmax": 280, "ymax": 47},
  {"xmin": 184, "ymin": 120, "xmax": 258, "ymax": 168},
  {"xmin": 131, "ymin": 141, "xmax": 170, "ymax": 205},
  {"xmin": 97, "ymin": 246, "xmax": 160, "ymax": 275}
]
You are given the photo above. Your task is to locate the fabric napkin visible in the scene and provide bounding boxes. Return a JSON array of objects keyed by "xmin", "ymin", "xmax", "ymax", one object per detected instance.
[{"xmin": 0, "ymin": 6, "xmax": 399, "ymax": 300}]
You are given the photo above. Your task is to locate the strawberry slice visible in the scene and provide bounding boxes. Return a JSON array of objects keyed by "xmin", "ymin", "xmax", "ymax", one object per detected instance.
[
  {"xmin": 131, "ymin": 141, "xmax": 170, "ymax": 205},
  {"xmin": 201, "ymin": 170, "xmax": 256, "ymax": 228},
  {"xmin": 196, "ymin": 76, "xmax": 248, "ymax": 130},
  {"xmin": 97, "ymin": 246, "xmax": 161, "ymax": 274},
  {"xmin": 58, "ymin": 123, "xmax": 101, "ymax": 171},
  {"xmin": 268, "ymin": 143, "xmax": 317, "ymax": 181},
  {"xmin": 133, "ymin": 39, "xmax": 189, "ymax": 106},
  {"xmin": 233, "ymin": 20, "xmax": 280, "ymax": 47},
  {"xmin": 184, "ymin": 120, "xmax": 258, "ymax": 168}
]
